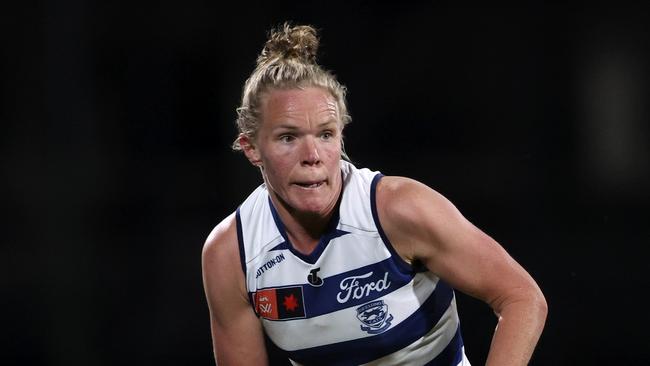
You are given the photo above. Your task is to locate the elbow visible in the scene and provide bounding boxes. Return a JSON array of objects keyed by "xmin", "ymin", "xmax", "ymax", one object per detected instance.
[
  {"xmin": 517, "ymin": 285, "xmax": 548, "ymax": 333},
  {"xmin": 492, "ymin": 285, "xmax": 548, "ymax": 327},
  {"xmin": 522, "ymin": 278, "xmax": 548, "ymax": 325},
  {"xmin": 533, "ymin": 287, "xmax": 548, "ymax": 325}
]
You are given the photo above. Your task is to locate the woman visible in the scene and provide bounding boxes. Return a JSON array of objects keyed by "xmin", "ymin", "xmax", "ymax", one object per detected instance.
[{"xmin": 202, "ymin": 23, "xmax": 546, "ymax": 365}]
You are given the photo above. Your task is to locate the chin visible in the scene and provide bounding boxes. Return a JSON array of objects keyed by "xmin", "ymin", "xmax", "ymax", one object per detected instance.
[
  {"xmin": 293, "ymin": 199, "xmax": 329, "ymax": 215},
  {"xmin": 293, "ymin": 192, "xmax": 336, "ymax": 215}
]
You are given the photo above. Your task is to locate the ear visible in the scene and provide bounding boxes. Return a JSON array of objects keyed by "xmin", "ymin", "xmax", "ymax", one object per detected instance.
[{"xmin": 238, "ymin": 134, "xmax": 262, "ymax": 167}]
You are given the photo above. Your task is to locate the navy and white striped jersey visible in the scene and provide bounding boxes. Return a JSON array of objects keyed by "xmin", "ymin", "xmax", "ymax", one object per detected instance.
[{"xmin": 236, "ymin": 160, "xmax": 471, "ymax": 366}]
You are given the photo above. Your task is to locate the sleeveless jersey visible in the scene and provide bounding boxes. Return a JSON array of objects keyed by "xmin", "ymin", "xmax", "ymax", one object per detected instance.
[{"xmin": 236, "ymin": 160, "xmax": 471, "ymax": 366}]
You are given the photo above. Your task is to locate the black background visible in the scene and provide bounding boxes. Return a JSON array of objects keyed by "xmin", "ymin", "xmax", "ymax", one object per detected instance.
[{"xmin": 2, "ymin": 1, "xmax": 649, "ymax": 365}]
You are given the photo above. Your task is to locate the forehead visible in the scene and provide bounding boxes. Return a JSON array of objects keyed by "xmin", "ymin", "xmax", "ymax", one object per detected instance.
[{"xmin": 260, "ymin": 87, "xmax": 339, "ymax": 123}]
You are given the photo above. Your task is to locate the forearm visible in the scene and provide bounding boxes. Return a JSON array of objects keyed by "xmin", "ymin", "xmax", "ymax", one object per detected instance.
[{"xmin": 485, "ymin": 294, "xmax": 547, "ymax": 366}]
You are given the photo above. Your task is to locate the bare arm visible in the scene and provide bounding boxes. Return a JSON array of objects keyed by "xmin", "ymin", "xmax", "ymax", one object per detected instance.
[
  {"xmin": 202, "ymin": 213, "xmax": 269, "ymax": 365},
  {"xmin": 377, "ymin": 176, "xmax": 547, "ymax": 366}
]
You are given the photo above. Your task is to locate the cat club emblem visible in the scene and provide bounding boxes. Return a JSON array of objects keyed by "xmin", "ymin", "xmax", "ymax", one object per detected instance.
[
  {"xmin": 307, "ymin": 267, "xmax": 324, "ymax": 287},
  {"xmin": 356, "ymin": 300, "xmax": 393, "ymax": 335}
]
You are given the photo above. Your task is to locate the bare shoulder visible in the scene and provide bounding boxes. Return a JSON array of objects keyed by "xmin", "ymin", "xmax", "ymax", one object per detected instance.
[
  {"xmin": 202, "ymin": 212, "xmax": 247, "ymax": 302},
  {"xmin": 374, "ymin": 175, "xmax": 472, "ymax": 264},
  {"xmin": 375, "ymin": 175, "xmax": 461, "ymax": 233},
  {"xmin": 202, "ymin": 212, "xmax": 238, "ymax": 261},
  {"xmin": 202, "ymin": 213, "xmax": 270, "ymax": 364}
]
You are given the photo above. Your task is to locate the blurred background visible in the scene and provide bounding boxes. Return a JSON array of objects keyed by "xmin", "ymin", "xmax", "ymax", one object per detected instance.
[{"xmin": 2, "ymin": 1, "xmax": 649, "ymax": 365}]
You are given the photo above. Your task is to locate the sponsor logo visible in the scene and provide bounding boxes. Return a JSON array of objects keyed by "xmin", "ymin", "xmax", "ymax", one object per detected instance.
[
  {"xmin": 336, "ymin": 271, "xmax": 391, "ymax": 303},
  {"xmin": 307, "ymin": 267, "xmax": 324, "ymax": 287},
  {"xmin": 254, "ymin": 286, "xmax": 306, "ymax": 320},
  {"xmin": 255, "ymin": 253, "xmax": 286, "ymax": 279},
  {"xmin": 356, "ymin": 300, "xmax": 393, "ymax": 334}
]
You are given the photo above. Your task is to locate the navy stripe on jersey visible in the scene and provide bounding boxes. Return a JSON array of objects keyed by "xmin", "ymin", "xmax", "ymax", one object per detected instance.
[
  {"xmin": 236, "ymin": 208, "xmax": 255, "ymax": 307},
  {"xmin": 423, "ymin": 326, "xmax": 464, "ymax": 366},
  {"xmin": 302, "ymin": 257, "xmax": 414, "ymax": 317},
  {"xmin": 267, "ymin": 196, "xmax": 343, "ymax": 264},
  {"xmin": 235, "ymin": 208, "xmax": 247, "ymax": 280},
  {"xmin": 268, "ymin": 228, "xmax": 350, "ymax": 253},
  {"xmin": 286, "ymin": 280, "xmax": 456, "ymax": 365},
  {"xmin": 251, "ymin": 257, "xmax": 415, "ymax": 320},
  {"xmin": 370, "ymin": 174, "xmax": 414, "ymax": 274}
]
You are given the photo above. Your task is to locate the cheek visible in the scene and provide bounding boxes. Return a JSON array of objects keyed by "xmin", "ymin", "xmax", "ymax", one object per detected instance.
[
  {"xmin": 262, "ymin": 151, "xmax": 295, "ymax": 181},
  {"xmin": 323, "ymin": 142, "xmax": 342, "ymax": 160}
]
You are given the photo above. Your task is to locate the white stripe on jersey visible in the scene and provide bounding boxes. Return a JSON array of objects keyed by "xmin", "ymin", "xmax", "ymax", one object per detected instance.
[
  {"xmin": 263, "ymin": 272, "xmax": 440, "ymax": 351},
  {"xmin": 362, "ymin": 297, "xmax": 462, "ymax": 365},
  {"xmin": 237, "ymin": 160, "xmax": 469, "ymax": 365}
]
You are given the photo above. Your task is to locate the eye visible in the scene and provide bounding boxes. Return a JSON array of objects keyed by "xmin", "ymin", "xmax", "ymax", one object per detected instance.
[
  {"xmin": 279, "ymin": 134, "xmax": 295, "ymax": 143},
  {"xmin": 321, "ymin": 131, "xmax": 334, "ymax": 140}
]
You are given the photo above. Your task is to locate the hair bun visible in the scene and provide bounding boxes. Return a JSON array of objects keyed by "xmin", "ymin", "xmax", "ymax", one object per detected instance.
[{"xmin": 257, "ymin": 23, "xmax": 319, "ymax": 65}]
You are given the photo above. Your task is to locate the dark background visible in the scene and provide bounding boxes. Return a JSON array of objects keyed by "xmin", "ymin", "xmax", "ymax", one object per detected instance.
[{"xmin": 3, "ymin": 1, "xmax": 649, "ymax": 365}]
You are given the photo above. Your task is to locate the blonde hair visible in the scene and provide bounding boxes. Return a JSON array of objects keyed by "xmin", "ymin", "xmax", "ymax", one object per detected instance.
[{"xmin": 232, "ymin": 23, "xmax": 351, "ymax": 153}]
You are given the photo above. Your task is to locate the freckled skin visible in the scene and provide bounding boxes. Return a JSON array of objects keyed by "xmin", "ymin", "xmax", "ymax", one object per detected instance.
[{"xmin": 241, "ymin": 87, "xmax": 344, "ymax": 247}]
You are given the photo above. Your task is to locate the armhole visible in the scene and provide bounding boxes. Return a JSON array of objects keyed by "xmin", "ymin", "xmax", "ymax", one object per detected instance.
[
  {"xmin": 370, "ymin": 173, "xmax": 414, "ymax": 274},
  {"xmin": 235, "ymin": 208, "xmax": 257, "ymax": 311}
]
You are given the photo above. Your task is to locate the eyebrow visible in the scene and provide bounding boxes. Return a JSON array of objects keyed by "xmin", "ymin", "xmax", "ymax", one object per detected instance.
[{"xmin": 273, "ymin": 119, "xmax": 339, "ymax": 130}]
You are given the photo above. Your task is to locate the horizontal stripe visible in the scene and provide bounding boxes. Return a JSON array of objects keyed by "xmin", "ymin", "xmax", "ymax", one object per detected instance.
[
  {"xmin": 362, "ymin": 296, "xmax": 460, "ymax": 365},
  {"xmin": 285, "ymin": 280, "xmax": 455, "ymax": 365},
  {"xmin": 258, "ymin": 257, "xmax": 415, "ymax": 319},
  {"xmin": 423, "ymin": 326, "xmax": 464, "ymax": 366},
  {"xmin": 248, "ymin": 231, "xmax": 406, "ymax": 292},
  {"xmin": 262, "ymin": 272, "xmax": 439, "ymax": 351}
]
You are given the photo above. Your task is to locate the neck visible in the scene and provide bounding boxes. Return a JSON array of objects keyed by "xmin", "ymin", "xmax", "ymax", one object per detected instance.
[
  {"xmin": 270, "ymin": 182, "xmax": 342, "ymax": 255},
  {"xmin": 283, "ymin": 209, "xmax": 332, "ymax": 252}
]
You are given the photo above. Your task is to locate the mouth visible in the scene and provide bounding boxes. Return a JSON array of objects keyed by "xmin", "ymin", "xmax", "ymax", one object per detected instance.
[{"xmin": 293, "ymin": 180, "xmax": 326, "ymax": 189}]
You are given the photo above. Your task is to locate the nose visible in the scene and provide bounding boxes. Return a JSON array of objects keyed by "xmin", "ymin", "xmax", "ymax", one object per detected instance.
[{"xmin": 301, "ymin": 136, "xmax": 321, "ymax": 166}]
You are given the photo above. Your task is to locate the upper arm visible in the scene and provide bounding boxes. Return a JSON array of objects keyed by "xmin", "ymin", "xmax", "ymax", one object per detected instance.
[
  {"xmin": 376, "ymin": 176, "xmax": 545, "ymax": 314},
  {"xmin": 201, "ymin": 213, "xmax": 269, "ymax": 365}
]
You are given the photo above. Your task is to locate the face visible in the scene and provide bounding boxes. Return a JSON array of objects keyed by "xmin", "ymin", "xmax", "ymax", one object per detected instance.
[{"xmin": 241, "ymin": 87, "xmax": 343, "ymax": 218}]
